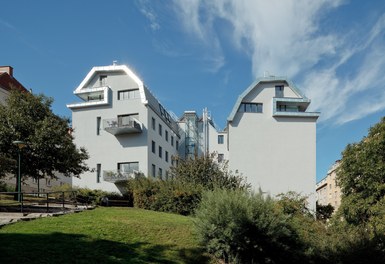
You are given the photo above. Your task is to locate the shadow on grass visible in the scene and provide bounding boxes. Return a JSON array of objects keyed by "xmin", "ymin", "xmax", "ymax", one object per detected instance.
[{"xmin": 0, "ymin": 232, "xmax": 210, "ymax": 264}]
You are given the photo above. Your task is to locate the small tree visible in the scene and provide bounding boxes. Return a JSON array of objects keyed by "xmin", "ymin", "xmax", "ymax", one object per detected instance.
[
  {"xmin": 0, "ymin": 89, "xmax": 89, "ymax": 188},
  {"xmin": 170, "ymin": 153, "xmax": 249, "ymax": 191}
]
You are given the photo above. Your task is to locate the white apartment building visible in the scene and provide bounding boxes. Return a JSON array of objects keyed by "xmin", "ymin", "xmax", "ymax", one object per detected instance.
[
  {"xmin": 67, "ymin": 64, "xmax": 180, "ymax": 193},
  {"xmin": 227, "ymin": 77, "xmax": 319, "ymax": 206},
  {"xmin": 68, "ymin": 65, "xmax": 319, "ymax": 203}
]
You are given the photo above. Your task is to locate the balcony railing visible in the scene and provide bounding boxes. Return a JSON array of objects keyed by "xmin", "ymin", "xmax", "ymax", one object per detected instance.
[
  {"xmin": 103, "ymin": 117, "xmax": 142, "ymax": 135},
  {"xmin": 103, "ymin": 170, "xmax": 138, "ymax": 183}
]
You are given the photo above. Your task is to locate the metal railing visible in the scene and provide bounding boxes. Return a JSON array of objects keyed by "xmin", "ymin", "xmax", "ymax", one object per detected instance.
[{"xmin": 0, "ymin": 191, "xmax": 86, "ymax": 214}]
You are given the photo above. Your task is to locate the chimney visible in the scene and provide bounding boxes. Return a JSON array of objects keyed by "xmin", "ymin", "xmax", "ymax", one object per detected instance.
[{"xmin": 0, "ymin": 66, "xmax": 13, "ymax": 77}]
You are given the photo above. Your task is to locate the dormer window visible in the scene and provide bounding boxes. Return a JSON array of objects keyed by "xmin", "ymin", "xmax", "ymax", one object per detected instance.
[
  {"xmin": 99, "ymin": 75, "xmax": 107, "ymax": 86},
  {"xmin": 275, "ymin": 85, "xmax": 284, "ymax": 98}
]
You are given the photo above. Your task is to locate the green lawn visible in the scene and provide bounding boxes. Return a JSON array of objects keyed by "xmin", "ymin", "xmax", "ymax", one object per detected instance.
[{"xmin": 0, "ymin": 207, "xmax": 210, "ymax": 264}]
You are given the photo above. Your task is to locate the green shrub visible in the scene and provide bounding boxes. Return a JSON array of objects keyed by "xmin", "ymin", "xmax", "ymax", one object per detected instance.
[
  {"xmin": 127, "ymin": 176, "xmax": 201, "ymax": 215},
  {"xmin": 194, "ymin": 189, "xmax": 305, "ymax": 263}
]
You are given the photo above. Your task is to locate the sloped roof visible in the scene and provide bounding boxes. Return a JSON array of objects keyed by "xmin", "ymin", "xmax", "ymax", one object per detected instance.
[
  {"xmin": 0, "ymin": 72, "xmax": 28, "ymax": 92},
  {"xmin": 227, "ymin": 76, "xmax": 310, "ymax": 122}
]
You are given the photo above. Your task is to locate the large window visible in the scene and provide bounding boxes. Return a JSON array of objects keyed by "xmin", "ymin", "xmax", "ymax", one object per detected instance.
[
  {"xmin": 117, "ymin": 113, "xmax": 139, "ymax": 127},
  {"xmin": 117, "ymin": 162, "xmax": 139, "ymax": 173},
  {"xmin": 218, "ymin": 135, "xmax": 224, "ymax": 144},
  {"xmin": 238, "ymin": 103, "xmax": 263, "ymax": 113},
  {"xmin": 118, "ymin": 89, "xmax": 140, "ymax": 100}
]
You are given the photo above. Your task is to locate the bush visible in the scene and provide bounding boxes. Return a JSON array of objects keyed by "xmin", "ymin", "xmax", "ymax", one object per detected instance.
[
  {"xmin": 127, "ymin": 176, "xmax": 201, "ymax": 215},
  {"xmin": 194, "ymin": 189, "xmax": 305, "ymax": 263}
]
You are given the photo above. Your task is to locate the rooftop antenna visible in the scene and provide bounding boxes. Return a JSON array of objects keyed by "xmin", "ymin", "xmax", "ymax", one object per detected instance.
[{"xmin": 113, "ymin": 60, "xmax": 118, "ymax": 66}]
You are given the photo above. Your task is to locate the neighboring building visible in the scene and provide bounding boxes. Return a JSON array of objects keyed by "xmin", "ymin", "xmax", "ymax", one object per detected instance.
[
  {"xmin": 67, "ymin": 64, "xmax": 180, "ymax": 193},
  {"xmin": 316, "ymin": 161, "xmax": 342, "ymax": 211},
  {"xmin": 0, "ymin": 65, "xmax": 70, "ymax": 193},
  {"xmin": 68, "ymin": 65, "xmax": 319, "ymax": 205},
  {"xmin": 0, "ymin": 66, "xmax": 28, "ymax": 104},
  {"xmin": 226, "ymin": 77, "xmax": 320, "ymax": 207}
]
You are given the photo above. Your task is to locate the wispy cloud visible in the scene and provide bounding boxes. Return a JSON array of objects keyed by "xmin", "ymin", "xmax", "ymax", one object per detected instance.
[
  {"xmin": 137, "ymin": 0, "xmax": 160, "ymax": 31},
  {"xmin": 168, "ymin": 0, "xmax": 385, "ymax": 125}
]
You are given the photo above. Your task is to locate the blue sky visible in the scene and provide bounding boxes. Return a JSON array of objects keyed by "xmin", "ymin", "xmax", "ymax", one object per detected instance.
[{"xmin": 1, "ymin": 0, "xmax": 385, "ymax": 182}]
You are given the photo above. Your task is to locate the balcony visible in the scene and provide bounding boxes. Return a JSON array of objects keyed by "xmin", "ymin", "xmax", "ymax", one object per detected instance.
[
  {"xmin": 103, "ymin": 170, "xmax": 138, "ymax": 183},
  {"xmin": 67, "ymin": 87, "xmax": 109, "ymax": 109},
  {"xmin": 103, "ymin": 117, "xmax": 143, "ymax": 135}
]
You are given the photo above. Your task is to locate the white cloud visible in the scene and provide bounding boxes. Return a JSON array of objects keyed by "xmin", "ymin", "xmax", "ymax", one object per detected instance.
[
  {"xmin": 137, "ymin": 0, "xmax": 160, "ymax": 31},
  {"xmin": 169, "ymin": 0, "xmax": 385, "ymax": 125}
]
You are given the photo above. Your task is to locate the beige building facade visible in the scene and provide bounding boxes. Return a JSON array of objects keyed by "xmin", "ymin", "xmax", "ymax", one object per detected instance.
[{"xmin": 316, "ymin": 161, "xmax": 342, "ymax": 211}]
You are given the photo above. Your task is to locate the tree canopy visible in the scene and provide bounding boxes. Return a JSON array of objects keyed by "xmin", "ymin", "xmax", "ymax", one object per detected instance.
[
  {"xmin": 337, "ymin": 116, "xmax": 385, "ymax": 233},
  {"xmin": 0, "ymin": 89, "xmax": 89, "ymax": 180}
]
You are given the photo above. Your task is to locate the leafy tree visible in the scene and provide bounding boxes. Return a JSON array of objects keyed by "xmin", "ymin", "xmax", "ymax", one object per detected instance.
[
  {"xmin": 316, "ymin": 202, "xmax": 334, "ymax": 221},
  {"xmin": 0, "ymin": 89, "xmax": 89, "ymax": 189},
  {"xmin": 337, "ymin": 116, "xmax": 385, "ymax": 234},
  {"xmin": 170, "ymin": 152, "xmax": 249, "ymax": 191}
]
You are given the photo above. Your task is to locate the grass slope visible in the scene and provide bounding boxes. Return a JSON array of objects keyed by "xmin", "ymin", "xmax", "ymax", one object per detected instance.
[{"xmin": 0, "ymin": 207, "xmax": 210, "ymax": 264}]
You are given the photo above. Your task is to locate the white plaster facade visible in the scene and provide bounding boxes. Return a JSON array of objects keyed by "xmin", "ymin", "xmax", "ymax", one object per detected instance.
[
  {"xmin": 67, "ymin": 65, "xmax": 180, "ymax": 193},
  {"xmin": 227, "ymin": 77, "xmax": 319, "ymax": 207},
  {"xmin": 68, "ymin": 66, "xmax": 319, "ymax": 204}
]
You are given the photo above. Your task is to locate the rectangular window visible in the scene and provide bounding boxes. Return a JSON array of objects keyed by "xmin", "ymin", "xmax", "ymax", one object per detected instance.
[
  {"xmin": 159, "ymin": 124, "xmax": 162, "ymax": 136},
  {"xmin": 171, "ymin": 136, "xmax": 174, "ymax": 146},
  {"xmin": 218, "ymin": 154, "xmax": 224, "ymax": 163},
  {"xmin": 99, "ymin": 75, "xmax": 107, "ymax": 86},
  {"xmin": 117, "ymin": 162, "xmax": 139, "ymax": 173},
  {"xmin": 238, "ymin": 103, "xmax": 263, "ymax": 113},
  {"xmin": 158, "ymin": 168, "xmax": 163, "ymax": 178},
  {"xmin": 218, "ymin": 135, "xmax": 224, "ymax": 144},
  {"xmin": 165, "ymin": 151, "xmax": 169, "ymax": 162},
  {"xmin": 159, "ymin": 146, "xmax": 162, "ymax": 158},
  {"xmin": 117, "ymin": 113, "xmax": 139, "ymax": 127},
  {"xmin": 152, "ymin": 164, "xmax": 156, "ymax": 177},
  {"xmin": 118, "ymin": 89, "xmax": 140, "ymax": 100},
  {"xmin": 152, "ymin": 141, "xmax": 156, "ymax": 153},
  {"xmin": 46, "ymin": 178, "xmax": 51, "ymax": 186},
  {"xmin": 96, "ymin": 164, "xmax": 101, "ymax": 183},
  {"xmin": 152, "ymin": 117, "xmax": 156, "ymax": 130},
  {"xmin": 96, "ymin": 117, "xmax": 101, "ymax": 135},
  {"xmin": 165, "ymin": 130, "xmax": 168, "ymax": 141},
  {"xmin": 275, "ymin": 85, "xmax": 284, "ymax": 98},
  {"xmin": 176, "ymin": 140, "xmax": 179, "ymax": 150}
]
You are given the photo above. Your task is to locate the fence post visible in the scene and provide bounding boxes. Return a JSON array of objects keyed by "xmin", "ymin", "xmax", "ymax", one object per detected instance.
[
  {"xmin": 62, "ymin": 191, "xmax": 65, "ymax": 211},
  {"xmin": 21, "ymin": 192, "xmax": 23, "ymax": 214},
  {"xmin": 46, "ymin": 193, "xmax": 49, "ymax": 213}
]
